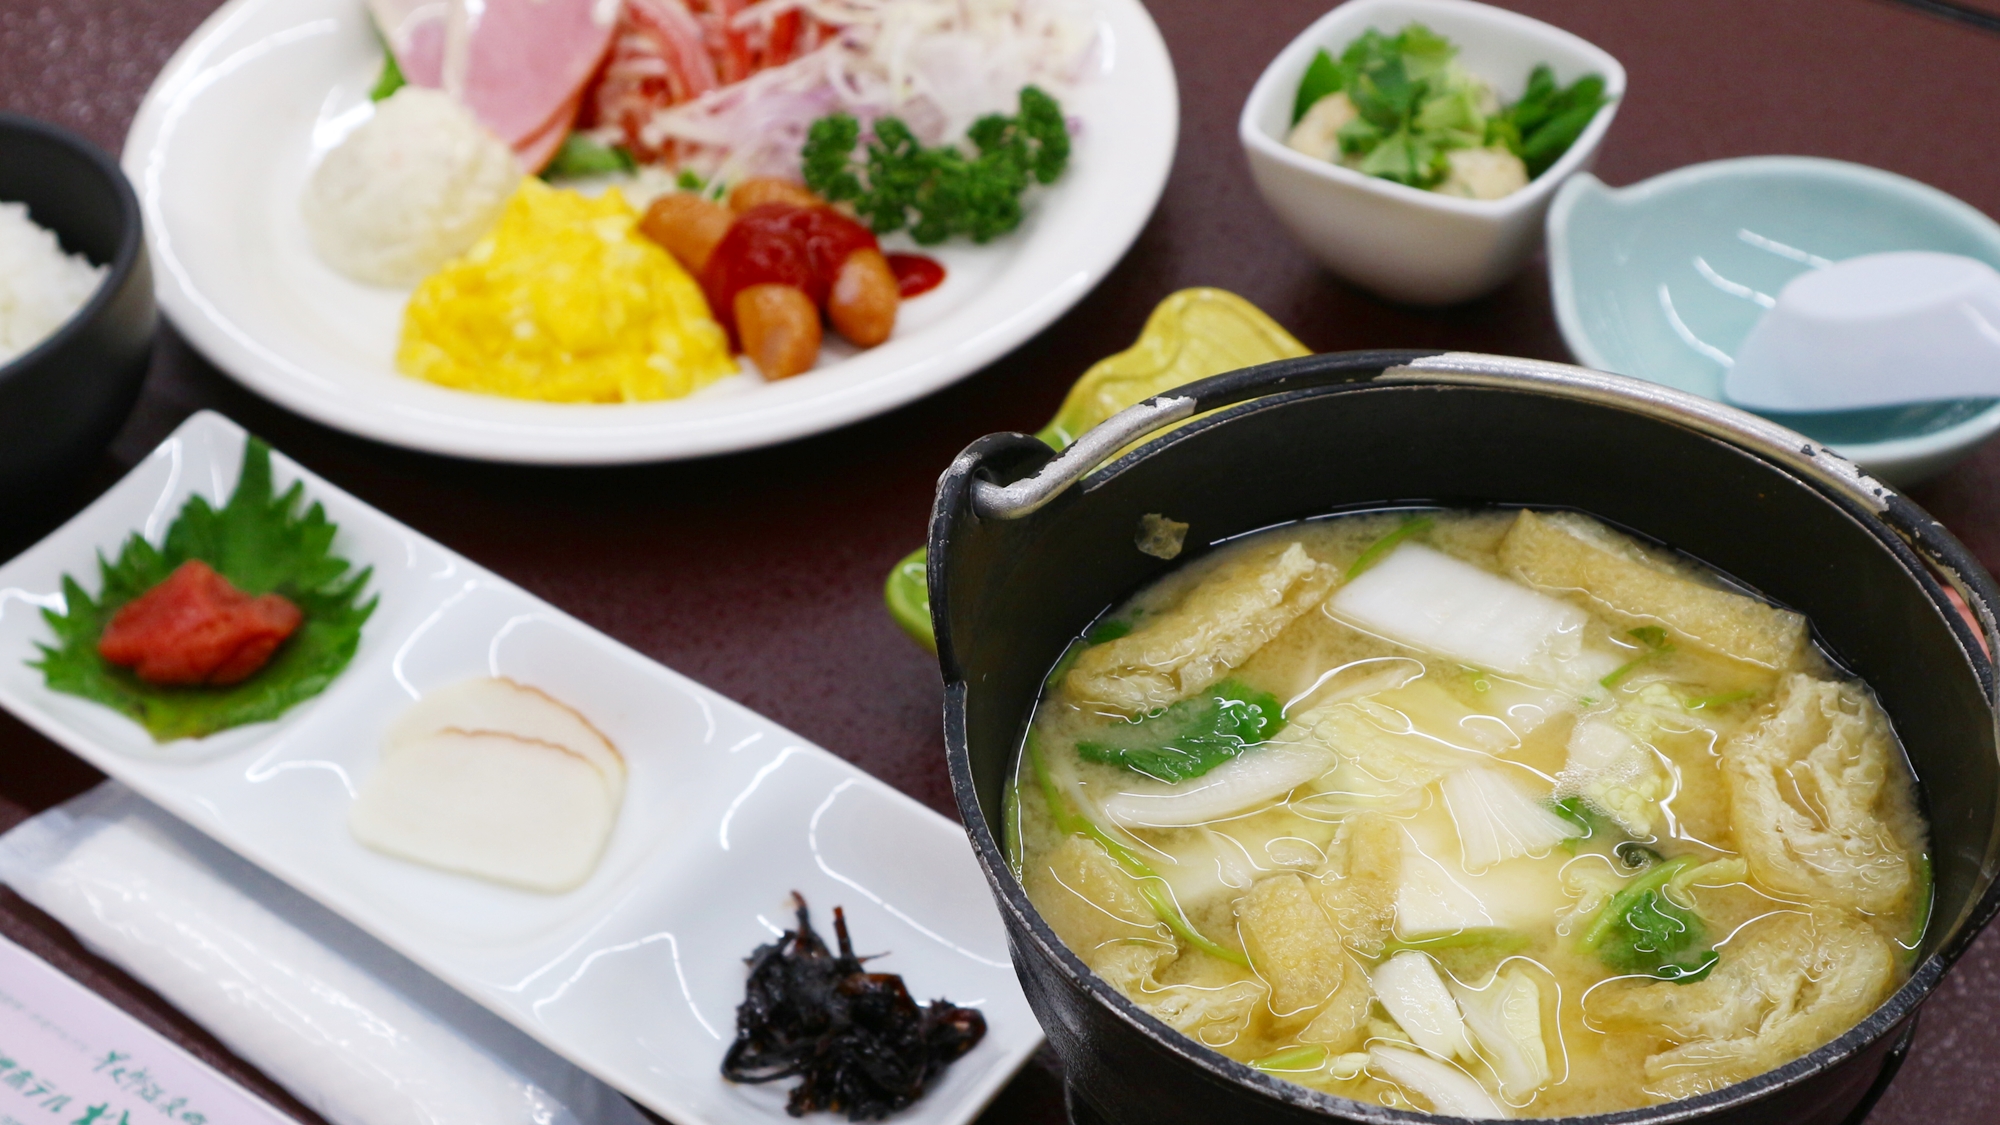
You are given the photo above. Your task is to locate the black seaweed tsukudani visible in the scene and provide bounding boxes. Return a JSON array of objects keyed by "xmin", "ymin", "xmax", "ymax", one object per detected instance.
[{"xmin": 721, "ymin": 894, "xmax": 987, "ymax": 1120}]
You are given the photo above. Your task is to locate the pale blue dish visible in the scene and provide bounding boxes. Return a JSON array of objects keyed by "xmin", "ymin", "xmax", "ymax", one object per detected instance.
[{"xmin": 1547, "ymin": 156, "xmax": 2000, "ymax": 483}]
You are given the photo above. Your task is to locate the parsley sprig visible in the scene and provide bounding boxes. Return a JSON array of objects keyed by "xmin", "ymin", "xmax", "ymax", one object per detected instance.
[
  {"xmin": 802, "ymin": 86, "xmax": 1070, "ymax": 244},
  {"xmin": 33, "ymin": 437, "xmax": 376, "ymax": 742}
]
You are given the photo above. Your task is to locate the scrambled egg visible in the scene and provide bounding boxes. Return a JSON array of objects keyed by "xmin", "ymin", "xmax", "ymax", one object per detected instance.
[{"xmin": 398, "ymin": 179, "xmax": 736, "ymax": 403}]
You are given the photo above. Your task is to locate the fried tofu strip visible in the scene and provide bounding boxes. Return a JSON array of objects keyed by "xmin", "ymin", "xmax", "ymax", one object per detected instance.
[
  {"xmin": 1025, "ymin": 834, "xmax": 1170, "ymax": 958},
  {"xmin": 1498, "ymin": 510, "xmax": 1807, "ymax": 670},
  {"xmin": 1590, "ymin": 909, "xmax": 1896, "ymax": 1101},
  {"xmin": 1309, "ymin": 812, "xmax": 1402, "ymax": 956},
  {"xmin": 1064, "ymin": 542, "xmax": 1339, "ymax": 713},
  {"xmin": 1237, "ymin": 873, "xmax": 1347, "ymax": 1021},
  {"xmin": 1722, "ymin": 674, "xmax": 1922, "ymax": 916}
]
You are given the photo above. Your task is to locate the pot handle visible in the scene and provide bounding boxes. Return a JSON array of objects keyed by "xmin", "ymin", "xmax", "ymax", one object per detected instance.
[{"xmin": 971, "ymin": 349, "xmax": 1436, "ymax": 520}]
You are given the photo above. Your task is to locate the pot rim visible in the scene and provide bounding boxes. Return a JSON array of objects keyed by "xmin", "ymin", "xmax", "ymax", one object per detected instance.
[{"xmin": 932, "ymin": 351, "xmax": 2000, "ymax": 1125}]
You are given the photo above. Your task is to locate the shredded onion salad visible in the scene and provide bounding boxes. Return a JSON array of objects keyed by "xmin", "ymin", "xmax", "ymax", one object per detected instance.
[{"xmin": 585, "ymin": 0, "xmax": 1098, "ymax": 182}]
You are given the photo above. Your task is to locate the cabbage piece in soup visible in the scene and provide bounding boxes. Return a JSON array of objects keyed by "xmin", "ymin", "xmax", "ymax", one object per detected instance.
[{"xmin": 1010, "ymin": 509, "xmax": 1928, "ymax": 1118}]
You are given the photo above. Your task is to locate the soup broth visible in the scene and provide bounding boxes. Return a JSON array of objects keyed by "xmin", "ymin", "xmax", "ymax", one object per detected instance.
[{"xmin": 1010, "ymin": 509, "xmax": 1929, "ymax": 1118}]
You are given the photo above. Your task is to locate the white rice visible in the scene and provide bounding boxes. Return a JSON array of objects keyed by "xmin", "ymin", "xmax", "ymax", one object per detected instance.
[{"xmin": 0, "ymin": 201, "xmax": 106, "ymax": 365}]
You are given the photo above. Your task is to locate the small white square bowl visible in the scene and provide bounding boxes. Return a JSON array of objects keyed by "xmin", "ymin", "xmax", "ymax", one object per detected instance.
[{"xmin": 1239, "ymin": 0, "xmax": 1625, "ymax": 306}]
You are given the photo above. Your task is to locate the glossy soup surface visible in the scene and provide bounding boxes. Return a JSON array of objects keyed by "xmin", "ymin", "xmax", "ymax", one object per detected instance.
[{"xmin": 1009, "ymin": 509, "xmax": 1928, "ymax": 1118}]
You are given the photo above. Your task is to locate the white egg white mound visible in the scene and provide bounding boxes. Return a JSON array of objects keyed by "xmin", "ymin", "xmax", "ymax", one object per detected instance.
[{"xmin": 350, "ymin": 677, "xmax": 624, "ymax": 893}]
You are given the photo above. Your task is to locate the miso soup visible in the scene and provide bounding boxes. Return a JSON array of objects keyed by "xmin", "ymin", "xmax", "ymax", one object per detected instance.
[{"xmin": 1010, "ymin": 509, "xmax": 1928, "ymax": 1117}]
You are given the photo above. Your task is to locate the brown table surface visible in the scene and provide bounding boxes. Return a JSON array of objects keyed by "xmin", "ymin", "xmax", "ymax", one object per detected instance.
[{"xmin": 5, "ymin": 0, "xmax": 2000, "ymax": 1121}]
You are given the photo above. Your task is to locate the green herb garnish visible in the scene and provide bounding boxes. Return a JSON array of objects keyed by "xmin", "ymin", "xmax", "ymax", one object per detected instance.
[
  {"xmin": 1290, "ymin": 24, "xmax": 1608, "ymax": 190},
  {"xmin": 1550, "ymin": 796, "xmax": 1615, "ymax": 851},
  {"xmin": 32, "ymin": 438, "xmax": 375, "ymax": 742},
  {"xmin": 1076, "ymin": 680, "xmax": 1285, "ymax": 783},
  {"xmin": 1491, "ymin": 65, "xmax": 1610, "ymax": 177},
  {"xmin": 370, "ymin": 47, "xmax": 406, "ymax": 102},
  {"xmin": 1577, "ymin": 855, "xmax": 1719, "ymax": 982},
  {"xmin": 1346, "ymin": 514, "xmax": 1434, "ymax": 580},
  {"xmin": 1028, "ymin": 734, "xmax": 1249, "ymax": 966},
  {"xmin": 803, "ymin": 86, "xmax": 1070, "ymax": 244},
  {"xmin": 1292, "ymin": 49, "xmax": 1346, "ymax": 125},
  {"xmin": 1251, "ymin": 1044, "xmax": 1328, "ymax": 1074},
  {"xmin": 1086, "ymin": 616, "xmax": 1135, "ymax": 645},
  {"xmin": 541, "ymin": 133, "xmax": 637, "ymax": 179},
  {"xmin": 1600, "ymin": 625, "xmax": 1675, "ymax": 688}
]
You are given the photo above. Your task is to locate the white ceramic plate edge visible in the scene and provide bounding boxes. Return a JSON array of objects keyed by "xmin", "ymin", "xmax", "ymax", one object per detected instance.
[
  {"xmin": 121, "ymin": 0, "xmax": 1179, "ymax": 465},
  {"xmin": 0, "ymin": 410, "xmax": 1042, "ymax": 1125}
]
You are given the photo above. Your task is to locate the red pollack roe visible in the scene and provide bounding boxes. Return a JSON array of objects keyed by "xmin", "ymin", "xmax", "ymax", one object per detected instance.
[{"xmin": 98, "ymin": 560, "xmax": 303, "ymax": 686}]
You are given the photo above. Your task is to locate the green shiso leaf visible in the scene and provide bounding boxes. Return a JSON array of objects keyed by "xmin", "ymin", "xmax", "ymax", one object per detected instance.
[
  {"xmin": 1076, "ymin": 680, "xmax": 1285, "ymax": 783},
  {"xmin": 31, "ymin": 437, "xmax": 376, "ymax": 742}
]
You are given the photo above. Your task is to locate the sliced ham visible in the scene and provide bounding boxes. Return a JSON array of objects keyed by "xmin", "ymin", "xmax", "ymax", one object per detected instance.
[
  {"xmin": 369, "ymin": 0, "xmax": 618, "ymax": 170},
  {"xmin": 367, "ymin": 0, "xmax": 448, "ymax": 87},
  {"xmin": 458, "ymin": 0, "xmax": 620, "ymax": 150},
  {"xmin": 515, "ymin": 89, "xmax": 585, "ymax": 172}
]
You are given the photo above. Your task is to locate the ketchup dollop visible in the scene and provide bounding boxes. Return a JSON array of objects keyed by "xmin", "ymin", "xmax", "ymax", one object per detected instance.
[
  {"xmin": 702, "ymin": 204, "xmax": 879, "ymax": 335},
  {"xmin": 886, "ymin": 253, "xmax": 946, "ymax": 298}
]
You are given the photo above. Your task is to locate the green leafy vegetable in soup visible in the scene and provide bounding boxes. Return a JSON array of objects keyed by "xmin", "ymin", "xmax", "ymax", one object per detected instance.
[
  {"xmin": 1075, "ymin": 680, "xmax": 1285, "ymax": 783},
  {"xmin": 1285, "ymin": 23, "xmax": 1610, "ymax": 199},
  {"xmin": 1013, "ymin": 508, "xmax": 1929, "ymax": 1116}
]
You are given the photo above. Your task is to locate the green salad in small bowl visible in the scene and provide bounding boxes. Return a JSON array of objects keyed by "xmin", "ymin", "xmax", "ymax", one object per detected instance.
[{"xmin": 1284, "ymin": 22, "xmax": 1608, "ymax": 201}]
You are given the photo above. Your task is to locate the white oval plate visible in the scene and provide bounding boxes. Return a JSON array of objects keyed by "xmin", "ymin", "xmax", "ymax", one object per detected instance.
[
  {"xmin": 123, "ymin": 0, "xmax": 1178, "ymax": 463},
  {"xmin": 0, "ymin": 411, "xmax": 1039, "ymax": 1125}
]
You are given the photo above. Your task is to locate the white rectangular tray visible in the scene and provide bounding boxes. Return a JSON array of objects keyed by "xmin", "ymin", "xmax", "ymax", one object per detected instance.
[{"xmin": 0, "ymin": 411, "xmax": 1038, "ymax": 1125}]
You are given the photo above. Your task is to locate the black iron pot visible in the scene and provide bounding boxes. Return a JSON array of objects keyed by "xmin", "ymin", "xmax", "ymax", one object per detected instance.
[{"xmin": 929, "ymin": 351, "xmax": 2000, "ymax": 1125}]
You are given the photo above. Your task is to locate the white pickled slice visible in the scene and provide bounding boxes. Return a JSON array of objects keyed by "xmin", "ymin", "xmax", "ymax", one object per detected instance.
[
  {"xmin": 1330, "ymin": 544, "xmax": 1598, "ymax": 685},
  {"xmin": 1369, "ymin": 1046, "xmax": 1508, "ymax": 1118},
  {"xmin": 1396, "ymin": 823, "xmax": 1496, "ymax": 935},
  {"xmin": 389, "ymin": 677, "xmax": 624, "ymax": 794},
  {"xmin": 350, "ymin": 730, "xmax": 619, "ymax": 893},
  {"xmin": 1441, "ymin": 768, "xmax": 1582, "ymax": 871},
  {"xmin": 1100, "ymin": 730, "xmax": 1335, "ymax": 828},
  {"xmin": 1556, "ymin": 717, "xmax": 1668, "ymax": 837},
  {"xmin": 1369, "ymin": 951, "xmax": 1474, "ymax": 1061},
  {"xmin": 1451, "ymin": 967, "xmax": 1552, "ymax": 1100}
]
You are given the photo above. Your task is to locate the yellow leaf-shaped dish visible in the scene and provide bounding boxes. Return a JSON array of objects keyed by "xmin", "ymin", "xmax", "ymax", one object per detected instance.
[{"xmin": 888, "ymin": 289, "xmax": 1309, "ymax": 650}]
